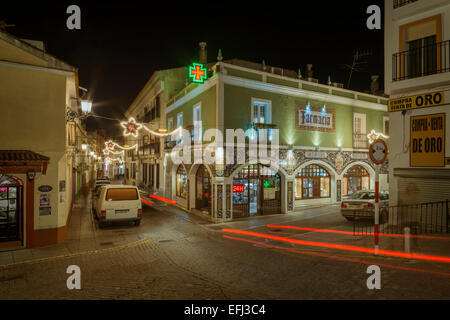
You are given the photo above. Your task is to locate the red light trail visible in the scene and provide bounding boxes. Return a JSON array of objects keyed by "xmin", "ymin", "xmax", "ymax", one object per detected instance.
[
  {"xmin": 149, "ymin": 194, "xmax": 176, "ymax": 204},
  {"xmin": 223, "ymin": 235, "xmax": 450, "ymax": 277},
  {"xmin": 267, "ymin": 225, "xmax": 450, "ymax": 241},
  {"xmin": 222, "ymin": 228, "xmax": 450, "ymax": 263},
  {"xmin": 140, "ymin": 199, "xmax": 153, "ymax": 205}
]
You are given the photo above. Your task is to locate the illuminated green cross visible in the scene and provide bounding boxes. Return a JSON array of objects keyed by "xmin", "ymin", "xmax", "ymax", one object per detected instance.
[{"xmin": 189, "ymin": 63, "xmax": 207, "ymax": 83}]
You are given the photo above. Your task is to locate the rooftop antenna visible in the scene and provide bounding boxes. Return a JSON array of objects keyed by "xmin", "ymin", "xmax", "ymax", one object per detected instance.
[
  {"xmin": 344, "ymin": 49, "xmax": 372, "ymax": 89},
  {"xmin": 0, "ymin": 21, "xmax": 16, "ymax": 31}
]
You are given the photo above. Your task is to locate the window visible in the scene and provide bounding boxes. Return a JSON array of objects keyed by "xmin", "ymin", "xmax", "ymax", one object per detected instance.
[
  {"xmin": 353, "ymin": 113, "xmax": 367, "ymax": 149},
  {"xmin": 105, "ymin": 188, "xmax": 138, "ymax": 201},
  {"xmin": 177, "ymin": 113, "xmax": 183, "ymax": 144},
  {"xmin": 193, "ymin": 104, "xmax": 202, "ymax": 141},
  {"xmin": 343, "ymin": 165, "xmax": 370, "ymax": 196},
  {"xmin": 251, "ymin": 99, "xmax": 271, "ymax": 124},
  {"xmin": 176, "ymin": 165, "xmax": 187, "ymax": 198},
  {"xmin": 296, "ymin": 165, "xmax": 331, "ymax": 199},
  {"xmin": 408, "ymin": 35, "xmax": 437, "ymax": 78}
]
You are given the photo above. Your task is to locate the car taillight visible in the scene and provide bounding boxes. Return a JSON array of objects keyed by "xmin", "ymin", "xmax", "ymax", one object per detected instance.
[
  {"xmin": 364, "ymin": 203, "xmax": 375, "ymax": 209},
  {"xmin": 100, "ymin": 210, "xmax": 106, "ymax": 216},
  {"xmin": 341, "ymin": 202, "xmax": 347, "ymax": 208},
  {"xmin": 138, "ymin": 209, "xmax": 142, "ymax": 217}
]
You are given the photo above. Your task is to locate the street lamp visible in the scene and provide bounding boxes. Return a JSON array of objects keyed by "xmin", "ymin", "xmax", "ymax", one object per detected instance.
[{"xmin": 81, "ymin": 99, "xmax": 92, "ymax": 113}]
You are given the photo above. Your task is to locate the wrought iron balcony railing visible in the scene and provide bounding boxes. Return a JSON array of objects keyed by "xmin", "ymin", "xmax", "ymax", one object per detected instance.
[
  {"xmin": 353, "ymin": 134, "xmax": 368, "ymax": 149},
  {"xmin": 393, "ymin": 0, "xmax": 418, "ymax": 9},
  {"xmin": 393, "ymin": 40, "xmax": 450, "ymax": 81}
]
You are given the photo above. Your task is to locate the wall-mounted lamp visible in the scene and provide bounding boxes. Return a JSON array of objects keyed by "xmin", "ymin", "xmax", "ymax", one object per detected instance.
[
  {"xmin": 315, "ymin": 145, "xmax": 320, "ymax": 151},
  {"xmin": 81, "ymin": 144, "xmax": 87, "ymax": 150},
  {"xmin": 27, "ymin": 169, "xmax": 36, "ymax": 182},
  {"xmin": 338, "ymin": 147, "xmax": 343, "ymax": 153},
  {"xmin": 81, "ymin": 100, "xmax": 92, "ymax": 113}
]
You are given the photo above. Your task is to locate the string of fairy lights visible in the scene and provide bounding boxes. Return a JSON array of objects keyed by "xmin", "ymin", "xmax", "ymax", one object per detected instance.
[{"xmin": 100, "ymin": 117, "xmax": 182, "ymax": 165}]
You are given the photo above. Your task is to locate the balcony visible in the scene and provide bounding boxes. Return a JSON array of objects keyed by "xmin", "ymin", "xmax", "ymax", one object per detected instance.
[
  {"xmin": 353, "ymin": 134, "xmax": 368, "ymax": 149},
  {"xmin": 393, "ymin": 0, "xmax": 418, "ymax": 9},
  {"xmin": 393, "ymin": 40, "xmax": 450, "ymax": 81}
]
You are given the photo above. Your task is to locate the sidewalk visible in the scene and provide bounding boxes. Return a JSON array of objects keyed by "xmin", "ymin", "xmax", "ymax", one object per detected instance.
[{"xmin": 0, "ymin": 193, "xmax": 148, "ymax": 267}]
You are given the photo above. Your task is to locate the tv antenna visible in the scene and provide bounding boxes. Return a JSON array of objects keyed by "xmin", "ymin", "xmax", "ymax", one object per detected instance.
[
  {"xmin": 344, "ymin": 49, "xmax": 372, "ymax": 89},
  {"xmin": 0, "ymin": 21, "xmax": 16, "ymax": 31}
]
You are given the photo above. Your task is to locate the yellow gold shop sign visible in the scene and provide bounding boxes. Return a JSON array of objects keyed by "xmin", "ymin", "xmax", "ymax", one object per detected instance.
[
  {"xmin": 389, "ymin": 91, "xmax": 445, "ymax": 112},
  {"xmin": 410, "ymin": 113, "xmax": 445, "ymax": 167}
]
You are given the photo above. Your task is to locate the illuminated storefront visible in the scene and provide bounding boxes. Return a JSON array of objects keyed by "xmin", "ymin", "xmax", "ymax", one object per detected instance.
[
  {"xmin": 232, "ymin": 164, "xmax": 281, "ymax": 217},
  {"xmin": 176, "ymin": 165, "xmax": 187, "ymax": 199},
  {"xmin": 0, "ymin": 175, "xmax": 23, "ymax": 244},
  {"xmin": 295, "ymin": 164, "xmax": 331, "ymax": 199},
  {"xmin": 343, "ymin": 165, "xmax": 369, "ymax": 196}
]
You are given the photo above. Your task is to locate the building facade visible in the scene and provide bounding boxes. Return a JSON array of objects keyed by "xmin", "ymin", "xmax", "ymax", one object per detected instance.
[
  {"xmin": 123, "ymin": 67, "xmax": 192, "ymax": 195},
  {"xmin": 0, "ymin": 30, "xmax": 90, "ymax": 248},
  {"xmin": 385, "ymin": 0, "xmax": 450, "ymax": 205},
  {"xmin": 160, "ymin": 57, "xmax": 389, "ymax": 222}
]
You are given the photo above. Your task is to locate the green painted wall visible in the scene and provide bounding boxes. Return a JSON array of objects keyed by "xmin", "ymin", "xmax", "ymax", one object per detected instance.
[
  {"xmin": 166, "ymin": 84, "xmax": 217, "ymax": 133},
  {"xmin": 223, "ymin": 84, "xmax": 388, "ymax": 148}
]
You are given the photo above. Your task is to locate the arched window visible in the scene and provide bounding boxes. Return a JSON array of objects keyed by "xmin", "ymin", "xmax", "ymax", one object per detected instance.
[
  {"xmin": 343, "ymin": 165, "xmax": 370, "ymax": 196},
  {"xmin": 296, "ymin": 164, "xmax": 330, "ymax": 199},
  {"xmin": 176, "ymin": 166, "xmax": 187, "ymax": 199}
]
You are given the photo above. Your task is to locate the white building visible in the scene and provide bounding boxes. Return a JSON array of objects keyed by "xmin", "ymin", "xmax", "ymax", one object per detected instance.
[{"xmin": 385, "ymin": 0, "xmax": 450, "ymax": 205}]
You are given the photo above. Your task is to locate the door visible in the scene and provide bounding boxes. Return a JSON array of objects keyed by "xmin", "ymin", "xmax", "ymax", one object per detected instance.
[{"xmin": 249, "ymin": 179, "xmax": 258, "ymax": 214}]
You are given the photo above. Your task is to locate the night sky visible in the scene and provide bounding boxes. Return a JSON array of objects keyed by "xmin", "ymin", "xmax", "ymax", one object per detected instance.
[{"xmin": 2, "ymin": 0, "xmax": 384, "ymax": 138}]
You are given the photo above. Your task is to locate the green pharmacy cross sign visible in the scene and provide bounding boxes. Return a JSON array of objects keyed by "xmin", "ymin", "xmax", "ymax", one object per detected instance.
[{"xmin": 189, "ymin": 63, "xmax": 207, "ymax": 83}]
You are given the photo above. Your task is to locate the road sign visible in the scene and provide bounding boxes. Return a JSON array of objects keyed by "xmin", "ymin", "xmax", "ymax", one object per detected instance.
[
  {"xmin": 410, "ymin": 113, "xmax": 445, "ymax": 167},
  {"xmin": 369, "ymin": 139, "xmax": 388, "ymax": 165}
]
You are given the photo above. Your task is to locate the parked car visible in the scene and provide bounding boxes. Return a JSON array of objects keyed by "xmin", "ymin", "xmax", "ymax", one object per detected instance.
[
  {"xmin": 341, "ymin": 190, "xmax": 389, "ymax": 222},
  {"xmin": 93, "ymin": 185, "xmax": 142, "ymax": 228}
]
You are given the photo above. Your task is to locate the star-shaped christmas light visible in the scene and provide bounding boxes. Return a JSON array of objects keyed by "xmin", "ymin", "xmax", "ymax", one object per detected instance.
[
  {"xmin": 367, "ymin": 129, "xmax": 389, "ymax": 144},
  {"xmin": 105, "ymin": 140, "xmax": 115, "ymax": 150},
  {"xmin": 120, "ymin": 117, "xmax": 143, "ymax": 138}
]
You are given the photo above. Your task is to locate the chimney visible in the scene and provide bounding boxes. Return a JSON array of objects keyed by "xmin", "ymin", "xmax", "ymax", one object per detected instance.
[
  {"xmin": 370, "ymin": 75, "xmax": 380, "ymax": 94},
  {"xmin": 199, "ymin": 42, "xmax": 207, "ymax": 64},
  {"xmin": 306, "ymin": 64, "xmax": 313, "ymax": 79}
]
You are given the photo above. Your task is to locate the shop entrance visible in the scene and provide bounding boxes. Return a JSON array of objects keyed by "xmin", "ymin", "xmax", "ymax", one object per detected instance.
[
  {"xmin": 0, "ymin": 174, "xmax": 23, "ymax": 244},
  {"xmin": 195, "ymin": 165, "xmax": 212, "ymax": 214},
  {"xmin": 232, "ymin": 164, "xmax": 281, "ymax": 218},
  {"xmin": 343, "ymin": 165, "xmax": 370, "ymax": 196}
]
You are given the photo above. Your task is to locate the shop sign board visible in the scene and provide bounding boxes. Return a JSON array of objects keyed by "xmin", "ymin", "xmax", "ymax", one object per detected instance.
[
  {"xmin": 38, "ymin": 185, "xmax": 52, "ymax": 192},
  {"xmin": 296, "ymin": 105, "xmax": 335, "ymax": 132},
  {"xmin": 388, "ymin": 91, "xmax": 445, "ymax": 112},
  {"xmin": 410, "ymin": 113, "xmax": 445, "ymax": 167}
]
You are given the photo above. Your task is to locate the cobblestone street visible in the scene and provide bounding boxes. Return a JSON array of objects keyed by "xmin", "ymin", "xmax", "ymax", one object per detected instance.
[{"xmin": 1, "ymin": 200, "xmax": 450, "ymax": 300}]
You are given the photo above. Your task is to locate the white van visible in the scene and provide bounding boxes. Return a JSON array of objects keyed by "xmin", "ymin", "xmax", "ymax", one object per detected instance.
[{"xmin": 94, "ymin": 185, "xmax": 142, "ymax": 228}]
